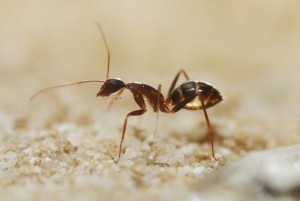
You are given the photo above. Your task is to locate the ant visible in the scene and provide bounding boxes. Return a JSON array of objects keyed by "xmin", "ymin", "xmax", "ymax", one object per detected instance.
[{"xmin": 30, "ymin": 23, "xmax": 223, "ymax": 164}]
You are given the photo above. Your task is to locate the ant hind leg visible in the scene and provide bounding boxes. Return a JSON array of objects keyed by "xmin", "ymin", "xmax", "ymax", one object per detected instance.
[
  {"xmin": 170, "ymin": 92, "xmax": 217, "ymax": 161},
  {"xmin": 166, "ymin": 69, "xmax": 190, "ymax": 103},
  {"xmin": 198, "ymin": 96, "xmax": 217, "ymax": 161}
]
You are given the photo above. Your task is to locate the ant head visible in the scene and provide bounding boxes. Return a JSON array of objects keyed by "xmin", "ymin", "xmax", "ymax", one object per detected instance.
[{"xmin": 97, "ymin": 78, "xmax": 125, "ymax": 97}]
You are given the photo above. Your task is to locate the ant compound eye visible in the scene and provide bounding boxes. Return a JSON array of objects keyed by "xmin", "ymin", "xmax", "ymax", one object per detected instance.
[
  {"xmin": 109, "ymin": 79, "xmax": 119, "ymax": 87},
  {"xmin": 106, "ymin": 79, "xmax": 125, "ymax": 88},
  {"xmin": 97, "ymin": 78, "xmax": 125, "ymax": 97}
]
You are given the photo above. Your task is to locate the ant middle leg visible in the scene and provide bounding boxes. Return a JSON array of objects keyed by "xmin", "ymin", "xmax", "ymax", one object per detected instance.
[{"xmin": 153, "ymin": 84, "xmax": 162, "ymax": 136}]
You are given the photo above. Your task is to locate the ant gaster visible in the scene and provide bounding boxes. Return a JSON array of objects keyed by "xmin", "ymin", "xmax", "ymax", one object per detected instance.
[{"xmin": 31, "ymin": 23, "xmax": 223, "ymax": 164}]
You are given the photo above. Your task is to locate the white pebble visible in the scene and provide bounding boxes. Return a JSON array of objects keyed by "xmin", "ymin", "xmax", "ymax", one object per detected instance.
[
  {"xmin": 5, "ymin": 151, "xmax": 17, "ymax": 160},
  {"xmin": 124, "ymin": 148, "xmax": 138, "ymax": 160},
  {"xmin": 58, "ymin": 162, "xmax": 68, "ymax": 167},
  {"xmin": 178, "ymin": 165, "xmax": 192, "ymax": 175},
  {"xmin": 193, "ymin": 166, "xmax": 205, "ymax": 175},
  {"xmin": 96, "ymin": 163, "xmax": 104, "ymax": 170},
  {"xmin": 33, "ymin": 166, "xmax": 42, "ymax": 174},
  {"xmin": 29, "ymin": 157, "xmax": 36, "ymax": 166},
  {"xmin": 218, "ymin": 147, "xmax": 232, "ymax": 156},
  {"xmin": 43, "ymin": 157, "xmax": 52, "ymax": 163},
  {"xmin": 85, "ymin": 150, "xmax": 95, "ymax": 157}
]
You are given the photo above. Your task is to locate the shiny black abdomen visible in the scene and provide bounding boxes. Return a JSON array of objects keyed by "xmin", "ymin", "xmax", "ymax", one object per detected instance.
[{"xmin": 170, "ymin": 81, "xmax": 222, "ymax": 110}]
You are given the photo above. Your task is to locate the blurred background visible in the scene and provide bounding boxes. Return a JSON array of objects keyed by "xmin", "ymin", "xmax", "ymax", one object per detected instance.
[
  {"xmin": 1, "ymin": 0, "xmax": 300, "ymax": 146},
  {"xmin": 2, "ymin": 1, "xmax": 300, "ymax": 200}
]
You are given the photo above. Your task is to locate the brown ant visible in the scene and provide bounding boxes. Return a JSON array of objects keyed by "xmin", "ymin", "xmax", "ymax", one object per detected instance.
[{"xmin": 30, "ymin": 23, "xmax": 223, "ymax": 164}]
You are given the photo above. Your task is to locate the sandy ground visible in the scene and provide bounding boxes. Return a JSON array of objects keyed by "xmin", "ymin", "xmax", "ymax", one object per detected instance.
[{"xmin": 1, "ymin": 1, "xmax": 300, "ymax": 201}]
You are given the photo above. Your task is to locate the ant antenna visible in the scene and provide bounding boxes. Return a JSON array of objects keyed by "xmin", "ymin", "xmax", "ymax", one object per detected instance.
[
  {"xmin": 96, "ymin": 22, "xmax": 110, "ymax": 80},
  {"xmin": 30, "ymin": 23, "xmax": 111, "ymax": 102},
  {"xmin": 30, "ymin": 80, "xmax": 105, "ymax": 101}
]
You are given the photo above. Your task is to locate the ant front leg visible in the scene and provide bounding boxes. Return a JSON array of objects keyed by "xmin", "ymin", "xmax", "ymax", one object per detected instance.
[
  {"xmin": 104, "ymin": 88, "xmax": 125, "ymax": 112},
  {"xmin": 115, "ymin": 94, "xmax": 147, "ymax": 164}
]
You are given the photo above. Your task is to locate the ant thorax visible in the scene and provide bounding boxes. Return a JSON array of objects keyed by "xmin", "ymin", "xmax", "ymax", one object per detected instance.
[{"xmin": 126, "ymin": 82, "xmax": 169, "ymax": 113}]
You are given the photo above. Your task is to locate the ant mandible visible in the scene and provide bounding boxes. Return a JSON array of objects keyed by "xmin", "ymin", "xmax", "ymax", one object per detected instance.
[{"xmin": 30, "ymin": 23, "xmax": 223, "ymax": 164}]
